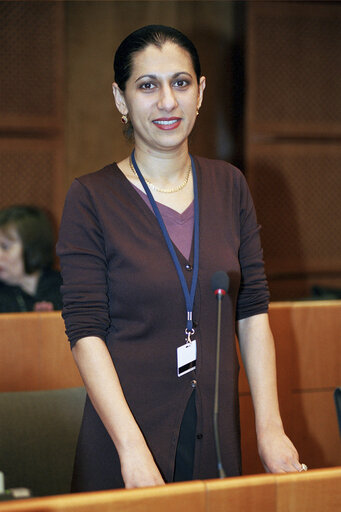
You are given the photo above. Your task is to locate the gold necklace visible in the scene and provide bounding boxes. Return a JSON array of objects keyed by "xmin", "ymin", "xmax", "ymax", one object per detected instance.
[{"xmin": 129, "ymin": 157, "xmax": 191, "ymax": 194}]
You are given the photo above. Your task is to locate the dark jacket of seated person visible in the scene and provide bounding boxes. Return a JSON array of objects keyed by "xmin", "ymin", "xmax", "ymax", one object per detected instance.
[{"xmin": 0, "ymin": 205, "xmax": 62, "ymax": 313}]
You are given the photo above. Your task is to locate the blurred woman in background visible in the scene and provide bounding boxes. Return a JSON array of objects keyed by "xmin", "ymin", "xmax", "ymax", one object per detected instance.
[{"xmin": 0, "ymin": 205, "xmax": 62, "ymax": 312}]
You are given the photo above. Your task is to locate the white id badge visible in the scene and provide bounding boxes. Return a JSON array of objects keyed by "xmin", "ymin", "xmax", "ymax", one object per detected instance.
[{"xmin": 177, "ymin": 340, "xmax": 197, "ymax": 377}]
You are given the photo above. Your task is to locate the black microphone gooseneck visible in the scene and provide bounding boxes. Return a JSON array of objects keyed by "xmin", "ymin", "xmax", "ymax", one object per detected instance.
[{"xmin": 211, "ymin": 270, "xmax": 230, "ymax": 479}]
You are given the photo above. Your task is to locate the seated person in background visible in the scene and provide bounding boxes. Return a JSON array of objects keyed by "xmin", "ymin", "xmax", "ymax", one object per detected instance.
[{"xmin": 0, "ymin": 205, "xmax": 62, "ymax": 312}]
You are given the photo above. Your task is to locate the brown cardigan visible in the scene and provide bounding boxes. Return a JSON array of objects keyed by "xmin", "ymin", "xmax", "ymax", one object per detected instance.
[{"xmin": 57, "ymin": 156, "xmax": 269, "ymax": 491}]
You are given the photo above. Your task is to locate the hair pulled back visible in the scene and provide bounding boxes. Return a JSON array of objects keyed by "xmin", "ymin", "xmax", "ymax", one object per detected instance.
[{"xmin": 114, "ymin": 25, "xmax": 201, "ymax": 91}]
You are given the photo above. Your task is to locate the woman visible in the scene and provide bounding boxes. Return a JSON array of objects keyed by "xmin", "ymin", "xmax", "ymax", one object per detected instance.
[
  {"xmin": 0, "ymin": 205, "xmax": 62, "ymax": 312},
  {"xmin": 57, "ymin": 25, "xmax": 303, "ymax": 492}
]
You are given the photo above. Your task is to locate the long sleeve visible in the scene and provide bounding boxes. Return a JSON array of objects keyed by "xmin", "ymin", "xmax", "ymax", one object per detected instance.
[
  {"xmin": 55, "ymin": 158, "xmax": 269, "ymax": 490},
  {"xmin": 236, "ymin": 173, "xmax": 269, "ymax": 320},
  {"xmin": 56, "ymin": 179, "xmax": 110, "ymax": 347}
]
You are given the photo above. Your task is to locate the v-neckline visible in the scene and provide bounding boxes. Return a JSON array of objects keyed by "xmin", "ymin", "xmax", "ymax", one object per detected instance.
[
  {"xmin": 131, "ymin": 183, "xmax": 194, "ymax": 223},
  {"xmin": 112, "ymin": 159, "xmax": 201, "ymax": 265}
]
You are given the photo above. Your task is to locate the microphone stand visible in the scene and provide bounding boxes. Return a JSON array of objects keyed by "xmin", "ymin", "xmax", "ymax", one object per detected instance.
[{"xmin": 213, "ymin": 289, "xmax": 227, "ymax": 478}]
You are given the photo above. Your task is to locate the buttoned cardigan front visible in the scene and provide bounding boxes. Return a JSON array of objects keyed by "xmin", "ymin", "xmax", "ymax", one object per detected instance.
[{"xmin": 57, "ymin": 155, "xmax": 269, "ymax": 491}]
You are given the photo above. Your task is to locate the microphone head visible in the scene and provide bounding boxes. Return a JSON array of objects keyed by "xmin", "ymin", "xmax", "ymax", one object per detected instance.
[{"xmin": 211, "ymin": 271, "xmax": 230, "ymax": 294}]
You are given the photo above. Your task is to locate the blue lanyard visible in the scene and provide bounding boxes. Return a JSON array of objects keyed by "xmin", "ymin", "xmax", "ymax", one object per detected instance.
[{"xmin": 131, "ymin": 150, "xmax": 199, "ymax": 337}]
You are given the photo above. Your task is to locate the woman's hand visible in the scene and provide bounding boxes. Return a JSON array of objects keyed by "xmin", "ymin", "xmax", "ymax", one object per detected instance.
[
  {"xmin": 120, "ymin": 441, "xmax": 165, "ymax": 488},
  {"xmin": 257, "ymin": 424, "xmax": 302, "ymax": 473},
  {"xmin": 237, "ymin": 314, "xmax": 303, "ymax": 474},
  {"xmin": 72, "ymin": 337, "xmax": 165, "ymax": 489}
]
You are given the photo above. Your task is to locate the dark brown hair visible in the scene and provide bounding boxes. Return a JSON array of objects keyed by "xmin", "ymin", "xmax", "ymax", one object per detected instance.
[
  {"xmin": 114, "ymin": 24, "xmax": 201, "ymax": 91},
  {"xmin": 114, "ymin": 25, "xmax": 202, "ymax": 141},
  {"xmin": 0, "ymin": 205, "xmax": 55, "ymax": 274}
]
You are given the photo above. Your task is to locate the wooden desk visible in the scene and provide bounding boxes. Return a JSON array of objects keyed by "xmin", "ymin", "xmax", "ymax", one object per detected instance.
[
  {"xmin": 0, "ymin": 312, "xmax": 82, "ymax": 391},
  {"xmin": 0, "ymin": 468, "xmax": 340, "ymax": 512},
  {"xmin": 239, "ymin": 301, "xmax": 341, "ymax": 474},
  {"xmin": 0, "ymin": 302, "xmax": 340, "ymax": 474}
]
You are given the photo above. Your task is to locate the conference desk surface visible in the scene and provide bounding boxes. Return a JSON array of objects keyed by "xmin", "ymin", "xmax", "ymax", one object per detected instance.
[{"xmin": 0, "ymin": 467, "xmax": 340, "ymax": 512}]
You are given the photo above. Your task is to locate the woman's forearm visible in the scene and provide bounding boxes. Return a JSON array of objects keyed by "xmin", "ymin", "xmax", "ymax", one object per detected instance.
[
  {"xmin": 72, "ymin": 336, "xmax": 164, "ymax": 487},
  {"xmin": 237, "ymin": 313, "xmax": 301, "ymax": 472},
  {"xmin": 237, "ymin": 313, "xmax": 283, "ymax": 433},
  {"xmin": 72, "ymin": 336, "xmax": 144, "ymax": 451}
]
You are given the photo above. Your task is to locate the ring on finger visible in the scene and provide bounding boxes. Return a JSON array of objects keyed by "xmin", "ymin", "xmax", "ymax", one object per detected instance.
[{"xmin": 299, "ymin": 463, "xmax": 308, "ymax": 472}]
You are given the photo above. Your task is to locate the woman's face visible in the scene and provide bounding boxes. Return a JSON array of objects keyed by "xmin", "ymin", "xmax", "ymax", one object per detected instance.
[
  {"xmin": 113, "ymin": 42, "xmax": 206, "ymax": 154},
  {"xmin": 0, "ymin": 226, "xmax": 26, "ymax": 286}
]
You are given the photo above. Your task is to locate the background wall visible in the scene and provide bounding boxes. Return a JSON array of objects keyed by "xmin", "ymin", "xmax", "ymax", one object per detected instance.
[
  {"xmin": 0, "ymin": 0, "xmax": 243, "ymax": 218},
  {"xmin": 1, "ymin": 1, "xmax": 340, "ymax": 300},
  {"xmin": 245, "ymin": 2, "xmax": 341, "ymax": 299},
  {"xmin": 0, "ymin": 1, "xmax": 64, "ymax": 227}
]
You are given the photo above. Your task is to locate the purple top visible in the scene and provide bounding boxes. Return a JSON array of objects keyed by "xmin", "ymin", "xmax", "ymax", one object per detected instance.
[{"xmin": 133, "ymin": 185, "xmax": 194, "ymax": 261}]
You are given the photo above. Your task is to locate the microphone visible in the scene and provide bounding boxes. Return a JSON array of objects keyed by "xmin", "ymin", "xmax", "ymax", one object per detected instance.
[
  {"xmin": 211, "ymin": 270, "xmax": 230, "ymax": 298},
  {"xmin": 211, "ymin": 271, "xmax": 229, "ymax": 479}
]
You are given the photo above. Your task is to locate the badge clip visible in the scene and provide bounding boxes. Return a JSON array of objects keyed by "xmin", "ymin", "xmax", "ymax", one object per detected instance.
[{"xmin": 185, "ymin": 327, "xmax": 195, "ymax": 345}]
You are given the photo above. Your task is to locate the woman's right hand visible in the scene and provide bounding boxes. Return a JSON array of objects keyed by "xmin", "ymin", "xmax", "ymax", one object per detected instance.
[
  {"xmin": 120, "ymin": 442, "xmax": 165, "ymax": 488},
  {"xmin": 72, "ymin": 337, "xmax": 165, "ymax": 489}
]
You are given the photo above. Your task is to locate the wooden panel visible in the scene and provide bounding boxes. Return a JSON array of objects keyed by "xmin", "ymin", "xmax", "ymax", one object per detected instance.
[
  {"xmin": 245, "ymin": 2, "xmax": 341, "ymax": 300},
  {"xmin": 0, "ymin": 1, "xmax": 63, "ymax": 130},
  {"xmin": 0, "ymin": 138, "xmax": 64, "ymax": 223},
  {"xmin": 276, "ymin": 467, "xmax": 341, "ymax": 512},
  {"xmin": 0, "ymin": 469, "xmax": 340, "ymax": 512},
  {"xmin": 0, "ymin": 312, "xmax": 82, "ymax": 392},
  {"xmin": 287, "ymin": 392, "xmax": 341, "ymax": 470},
  {"xmin": 246, "ymin": 2, "xmax": 341, "ymax": 138},
  {"xmin": 0, "ymin": 2, "xmax": 65, "ymax": 233},
  {"xmin": 240, "ymin": 301, "xmax": 341, "ymax": 475},
  {"xmin": 239, "ymin": 393, "xmax": 263, "ymax": 475},
  {"xmin": 289, "ymin": 302, "xmax": 341, "ymax": 389},
  {"xmin": 0, "ymin": 481, "xmax": 206, "ymax": 512},
  {"xmin": 0, "ymin": 302, "xmax": 339, "ymax": 474},
  {"xmin": 269, "ymin": 302, "xmax": 341, "ymax": 470},
  {"xmin": 206, "ymin": 474, "xmax": 276, "ymax": 512},
  {"xmin": 247, "ymin": 143, "xmax": 341, "ymax": 278},
  {"xmin": 264, "ymin": 276, "xmax": 341, "ymax": 304},
  {"xmin": 238, "ymin": 304, "xmax": 295, "ymax": 474}
]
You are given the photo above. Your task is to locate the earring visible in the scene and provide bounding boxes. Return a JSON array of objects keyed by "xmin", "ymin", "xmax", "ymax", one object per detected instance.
[
  {"xmin": 121, "ymin": 114, "xmax": 128, "ymax": 124},
  {"xmin": 196, "ymin": 109, "xmax": 200, "ymax": 116}
]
